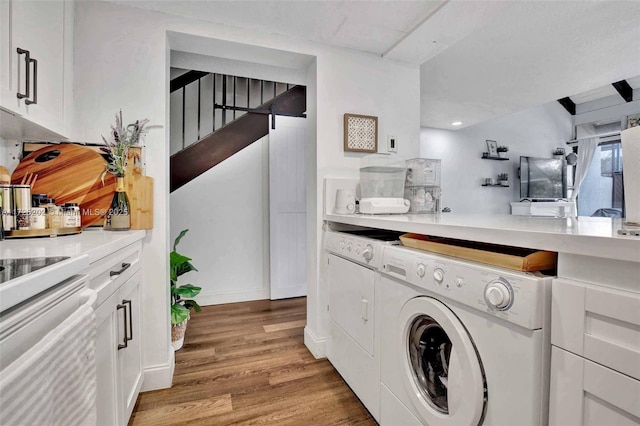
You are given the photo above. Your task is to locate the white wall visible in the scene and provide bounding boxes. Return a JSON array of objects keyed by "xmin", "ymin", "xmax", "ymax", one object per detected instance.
[
  {"xmin": 170, "ymin": 137, "xmax": 270, "ymax": 305},
  {"xmin": 72, "ymin": 0, "xmax": 420, "ymax": 380},
  {"xmin": 420, "ymin": 101, "xmax": 571, "ymax": 214}
]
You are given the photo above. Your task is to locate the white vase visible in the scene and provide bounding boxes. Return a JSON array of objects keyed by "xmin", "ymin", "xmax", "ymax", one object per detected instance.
[{"xmin": 171, "ymin": 318, "xmax": 188, "ymax": 351}]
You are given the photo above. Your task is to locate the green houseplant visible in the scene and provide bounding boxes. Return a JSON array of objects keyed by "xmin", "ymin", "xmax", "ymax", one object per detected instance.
[{"xmin": 170, "ymin": 229, "xmax": 202, "ymax": 350}]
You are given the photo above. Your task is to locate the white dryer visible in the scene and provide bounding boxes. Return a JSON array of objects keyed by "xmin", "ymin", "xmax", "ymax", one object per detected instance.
[{"xmin": 379, "ymin": 245, "xmax": 552, "ymax": 426}]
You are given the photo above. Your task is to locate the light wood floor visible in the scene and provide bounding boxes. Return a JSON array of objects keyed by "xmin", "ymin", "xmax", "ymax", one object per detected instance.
[{"xmin": 129, "ymin": 297, "xmax": 377, "ymax": 425}]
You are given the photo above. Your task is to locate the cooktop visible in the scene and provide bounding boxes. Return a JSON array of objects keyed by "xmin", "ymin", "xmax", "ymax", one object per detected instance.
[{"xmin": 0, "ymin": 257, "xmax": 71, "ymax": 284}]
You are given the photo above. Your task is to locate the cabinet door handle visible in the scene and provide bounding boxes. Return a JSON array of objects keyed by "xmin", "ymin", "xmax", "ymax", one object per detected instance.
[
  {"xmin": 110, "ymin": 262, "xmax": 131, "ymax": 277},
  {"xmin": 117, "ymin": 302, "xmax": 128, "ymax": 350},
  {"xmin": 16, "ymin": 48, "xmax": 30, "ymax": 100},
  {"xmin": 24, "ymin": 57, "xmax": 37, "ymax": 105},
  {"xmin": 124, "ymin": 299, "xmax": 133, "ymax": 342}
]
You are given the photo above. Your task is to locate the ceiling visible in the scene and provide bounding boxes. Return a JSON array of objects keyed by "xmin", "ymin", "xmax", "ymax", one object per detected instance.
[{"xmin": 111, "ymin": 0, "xmax": 640, "ymax": 130}]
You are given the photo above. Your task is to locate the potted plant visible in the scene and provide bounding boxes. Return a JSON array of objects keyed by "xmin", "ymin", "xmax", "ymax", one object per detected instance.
[
  {"xmin": 170, "ymin": 229, "xmax": 202, "ymax": 351},
  {"xmin": 101, "ymin": 110, "xmax": 160, "ymax": 231},
  {"xmin": 553, "ymin": 147, "xmax": 565, "ymax": 160}
]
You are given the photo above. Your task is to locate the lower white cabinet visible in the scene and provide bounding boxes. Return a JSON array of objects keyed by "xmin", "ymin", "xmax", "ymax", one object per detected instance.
[
  {"xmin": 91, "ymin": 240, "xmax": 143, "ymax": 425},
  {"xmin": 550, "ymin": 276, "xmax": 640, "ymax": 425}
]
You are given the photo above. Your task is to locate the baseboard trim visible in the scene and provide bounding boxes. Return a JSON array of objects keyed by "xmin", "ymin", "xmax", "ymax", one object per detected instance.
[
  {"xmin": 141, "ymin": 350, "xmax": 175, "ymax": 392},
  {"xmin": 198, "ymin": 288, "xmax": 269, "ymax": 306},
  {"xmin": 304, "ymin": 326, "xmax": 326, "ymax": 359}
]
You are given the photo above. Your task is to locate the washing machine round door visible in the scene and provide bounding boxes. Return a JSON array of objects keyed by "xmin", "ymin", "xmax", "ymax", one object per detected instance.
[{"xmin": 399, "ymin": 297, "xmax": 486, "ymax": 426}]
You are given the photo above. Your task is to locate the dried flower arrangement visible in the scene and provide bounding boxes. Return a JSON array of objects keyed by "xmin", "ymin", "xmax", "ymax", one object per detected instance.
[{"xmin": 101, "ymin": 110, "xmax": 160, "ymax": 182}]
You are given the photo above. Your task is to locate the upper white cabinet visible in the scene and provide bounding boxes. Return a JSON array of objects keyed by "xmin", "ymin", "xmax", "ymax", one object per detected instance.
[{"xmin": 0, "ymin": 0, "xmax": 73, "ymax": 140}]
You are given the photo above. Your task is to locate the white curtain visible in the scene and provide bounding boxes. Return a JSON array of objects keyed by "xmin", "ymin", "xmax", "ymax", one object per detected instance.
[{"xmin": 570, "ymin": 137, "xmax": 598, "ymax": 201}]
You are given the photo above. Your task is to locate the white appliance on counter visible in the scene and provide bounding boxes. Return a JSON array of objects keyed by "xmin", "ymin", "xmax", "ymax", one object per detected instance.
[
  {"xmin": 359, "ymin": 154, "xmax": 410, "ymax": 214},
  {"xmin": 324, "ymin": 226, "xmax": 402, "ymax": 421},
  {"xmin": 549, "ymin": 278, "xmax": 640, "ymax": 425},
  {"xmin": 379, "ymin": 245, "xmax": 553, "ymax": 426},
  {"xmin": 0, "ymin": 273, "xmax": 98, "ymax": 425}
]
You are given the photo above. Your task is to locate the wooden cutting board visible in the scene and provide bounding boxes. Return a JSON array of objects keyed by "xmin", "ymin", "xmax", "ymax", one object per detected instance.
[
  {"xmin": 11, "ymin": 144, "xmax": 116, "ymax": 227},
  {"xmin": 124, "ymin": 150, "xmax": 154, "ymax": 230}
]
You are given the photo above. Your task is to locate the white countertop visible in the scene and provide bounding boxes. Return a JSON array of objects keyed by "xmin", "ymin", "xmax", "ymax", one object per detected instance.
[
  {"xmin": 0, "ymin": 229, "xmax": 146, "ymax": 312},
  {"xmin": 1, "ymin": 228, "xmax": 146, "ymax": 263},
  {"xmin": 325, "ymin": 213, "xmax": 640, "ymax": 263}
]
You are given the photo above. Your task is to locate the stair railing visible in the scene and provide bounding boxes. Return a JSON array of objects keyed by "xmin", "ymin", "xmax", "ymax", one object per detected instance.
[{"xmin": 171, "ymin": 71, "xmax": 299, "ymax": 152}]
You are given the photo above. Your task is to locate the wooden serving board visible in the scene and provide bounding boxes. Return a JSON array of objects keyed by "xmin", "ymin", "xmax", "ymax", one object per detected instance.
[
  {"xmin": 11, "ymin": 144, "xmax": 116, "ymax": 227},
  {"xmin": 399, "ymin": 233, "xmax": 557, "ymax": 272},
  {"xmin": 124, "ymin": 149, "xmax": 154, "ymax": 230}
]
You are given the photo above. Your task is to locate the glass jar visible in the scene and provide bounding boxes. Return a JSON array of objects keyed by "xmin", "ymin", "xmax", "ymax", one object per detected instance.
[
  {"xmin": 63, "ymin": 203, "xmax": 81, "ymax": 228},
  {"xmin": 30, "ymin": 206, "xmax": 46, "ymax": 229},
  {"xmin": 40, "ymin": 198, "xmax": 63, "ymax": 229}
]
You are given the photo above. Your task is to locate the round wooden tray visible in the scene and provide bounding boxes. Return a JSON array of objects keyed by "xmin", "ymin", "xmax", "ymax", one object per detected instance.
[{"xmin": 5, "ymin": 227, "xmax": 82, "ymax": 239}]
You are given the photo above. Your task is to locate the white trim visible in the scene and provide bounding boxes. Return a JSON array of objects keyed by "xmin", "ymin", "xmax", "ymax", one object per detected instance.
[
  {"xmin": 141, "ymin": 351, "xmax": 175, "ymax": 392},
  {"xmin": 304, "ymin": 326, "xmax": 326, "ymax": 359},
  {"xmin": 197, "ymin": 288, "xmax": 269, "ymax": 306}
]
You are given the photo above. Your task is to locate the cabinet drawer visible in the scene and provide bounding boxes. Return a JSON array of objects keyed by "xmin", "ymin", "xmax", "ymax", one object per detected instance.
[
  {"xmin": 552, "ymin": 278, "xmax": 640, "ymax": 380},
  {"xmin": 549, "ymin": 346, "xmax": 640, "ymax": 425},
  {"xmin": 89, "ymin": 241, "xmax": 142, "ymax": 306}
]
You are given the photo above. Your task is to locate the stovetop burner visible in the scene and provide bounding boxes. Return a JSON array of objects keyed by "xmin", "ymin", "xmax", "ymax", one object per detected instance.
[{"xmin": 0, "ymin": 257, "xmax": 70, "ymax": 284}]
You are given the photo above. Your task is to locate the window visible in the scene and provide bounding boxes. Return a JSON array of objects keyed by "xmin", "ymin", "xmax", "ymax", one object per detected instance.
[{"xmin": 577, "ymin": 139, "xmax": 624, "ymax": 217}]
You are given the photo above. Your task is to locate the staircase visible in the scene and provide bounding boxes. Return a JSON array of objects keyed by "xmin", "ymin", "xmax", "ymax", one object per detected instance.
[{"xmin": 170, "ymin": 71, "xmax": 306, "ymax": 192}]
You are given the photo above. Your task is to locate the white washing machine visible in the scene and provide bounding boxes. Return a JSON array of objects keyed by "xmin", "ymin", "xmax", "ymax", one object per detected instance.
[{"xmin": 379, "ymin": 245, "xmax": 553, "ymax": 426}]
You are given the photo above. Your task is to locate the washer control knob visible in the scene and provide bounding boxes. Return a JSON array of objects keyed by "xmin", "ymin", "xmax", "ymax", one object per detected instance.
[
  {"xmin": 347, "ymin": 242, "xmax": 353, "ymax": 252},
  {"xmin": 355, "ymin": 245, "xmax": 361, "ymax": 254},
  {"xmin": 433, "ymin": 268, "xmax": 445, "ymax": 284},
  {"xmin": 340, "ymin": 241, "xmax": 345, "ymax": 249},
  {"xmin": 455, "ymin": 277, "xmax": 464, "ymax": 288},
  {"xmin": 485, "ymin": 282, "xmax": 512, "ymax": 310},
  {"xmin": 362, "ymin": 245, "xmax": 374, "ymax": 261},
  {"xmin": 416, "ymin": 263, "xmax": 426, "ymax": 277}
]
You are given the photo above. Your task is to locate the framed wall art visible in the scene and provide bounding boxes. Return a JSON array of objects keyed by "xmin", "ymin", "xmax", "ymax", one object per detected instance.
[
  {"xmin": 486, "ymin": 140, "xmax": 498, "ymax": 157},
  {"xmin": 344, "ymin": 113, "xmax": 378, "ymax": 153}
]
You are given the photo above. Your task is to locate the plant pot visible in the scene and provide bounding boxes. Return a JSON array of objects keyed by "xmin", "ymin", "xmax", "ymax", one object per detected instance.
[{"xmin": 171, "ymin": 318, "xmax": 188, "ymax": 351}]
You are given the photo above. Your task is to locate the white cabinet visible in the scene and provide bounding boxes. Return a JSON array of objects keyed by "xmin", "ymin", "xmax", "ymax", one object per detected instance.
[
  {"xmin": 0, "ymin": 0, "xmax": 72, "ymax": 139},
  {"xmin": 91, "ymin": 240, "xmax": 143, "ymax": 426},
  {"xmin": 549, "ymin": 275, "xmax": 640, "ymax": 425}
]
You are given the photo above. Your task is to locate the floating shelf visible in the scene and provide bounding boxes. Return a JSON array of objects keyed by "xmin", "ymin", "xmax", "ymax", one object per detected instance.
[
  {"xmin": 481, "ymin": 156, "xmax": 509, "ymax": 161},
  {"xmin": 482, "ymin": 184, "xmax": 510, "ymax": 187}
]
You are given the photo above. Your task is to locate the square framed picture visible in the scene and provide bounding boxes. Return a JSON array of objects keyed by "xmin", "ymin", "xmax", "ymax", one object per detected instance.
[
  {"xmin": 344, "ymin": 113, "xmax": 378, "ymax": 153},
  {"xmin": 486, "ymin": 140, "xmax": 498, "ymax": 157}
]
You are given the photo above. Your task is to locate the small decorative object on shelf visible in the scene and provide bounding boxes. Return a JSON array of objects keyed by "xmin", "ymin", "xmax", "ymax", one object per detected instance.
[
  {"xmin": 553, "ymin": 147, "xmax": 565, "ymax": 160},
  {"xmin": 101, "ymin": 110, "xmax": 159, "ymax": 231},
  {"xmin": 497, "ymin": 146, "xmax": 509, "ymax": 158},
  {"xmin": 498, "ymin": 173, "xmax": 509, "ymax": 186}
]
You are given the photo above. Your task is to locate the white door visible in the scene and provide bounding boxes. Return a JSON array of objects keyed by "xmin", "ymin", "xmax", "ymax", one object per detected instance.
[{"xmin": 269, "ymin": 116, "xmax": 307, "ymax": 300}]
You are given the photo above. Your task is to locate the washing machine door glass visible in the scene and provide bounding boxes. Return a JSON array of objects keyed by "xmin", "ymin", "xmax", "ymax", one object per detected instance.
[
  {"xmin": 400, "ymin": 297, "xmax": 486, "ymax": 426},
  {"xmin": 408, "ymin": 316, "xmax": 452, "ymax": 414}
]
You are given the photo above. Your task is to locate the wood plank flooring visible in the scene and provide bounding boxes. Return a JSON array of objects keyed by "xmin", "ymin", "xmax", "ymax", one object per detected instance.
[{"xmin": 130, "ymin": 297, "xmax": 377, "ymax": 425}]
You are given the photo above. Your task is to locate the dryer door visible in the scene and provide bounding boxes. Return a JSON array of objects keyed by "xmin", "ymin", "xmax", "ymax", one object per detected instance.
[{"xmin": 399, "ymin": 297, "xmax": 486, "ymax": 426}]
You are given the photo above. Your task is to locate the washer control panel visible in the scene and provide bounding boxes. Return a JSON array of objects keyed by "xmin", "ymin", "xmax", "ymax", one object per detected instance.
[
  {"xmin": 381, "ymin": 245, "xmax": 551, "ymax": 330},
  {"xmin": 325, "ymin": 231, "xmax": 395, "ymax": 269}
]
